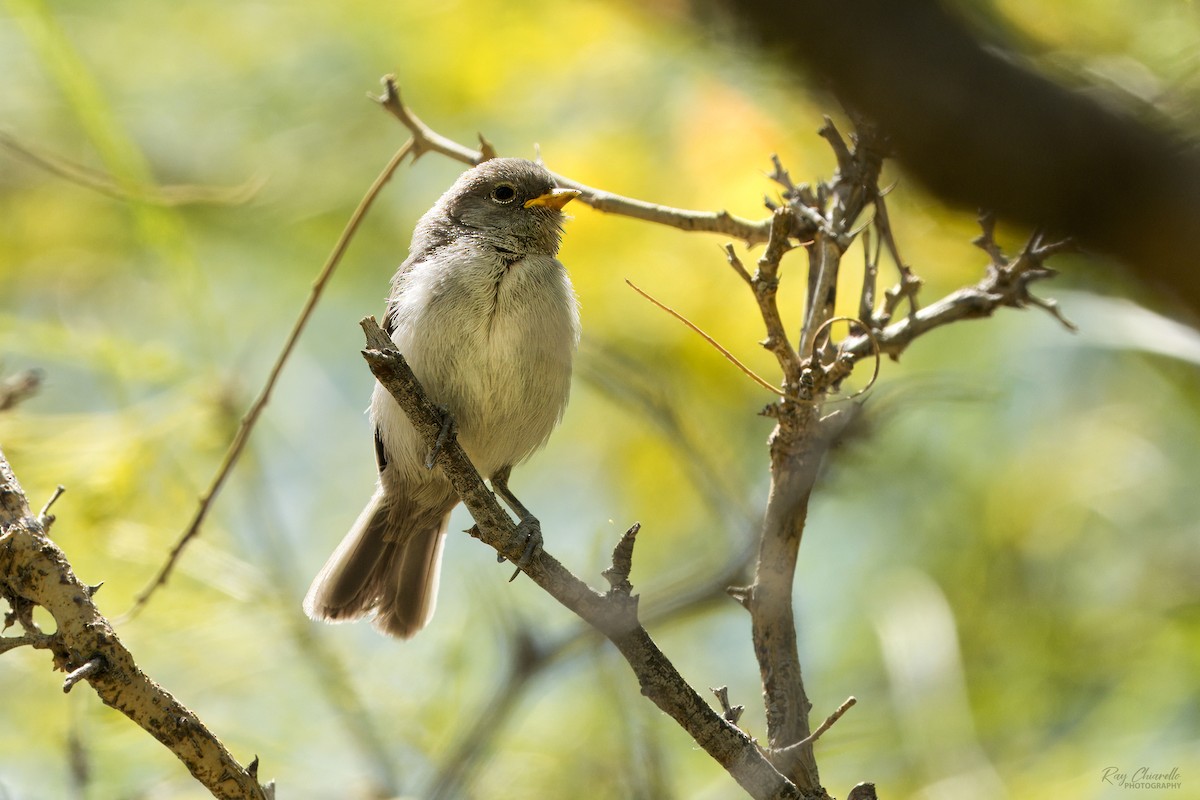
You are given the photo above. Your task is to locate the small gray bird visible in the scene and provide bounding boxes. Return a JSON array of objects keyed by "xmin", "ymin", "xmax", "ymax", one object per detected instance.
[{"xmin": 304, "ymin": 158, "xmax": 580, "ymax": 638}]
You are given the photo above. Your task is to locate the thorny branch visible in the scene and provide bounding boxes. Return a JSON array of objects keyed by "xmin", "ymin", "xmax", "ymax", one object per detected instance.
[{"xmin": 0, "ymin": 448, "xmax": 273, "ymax": 800}]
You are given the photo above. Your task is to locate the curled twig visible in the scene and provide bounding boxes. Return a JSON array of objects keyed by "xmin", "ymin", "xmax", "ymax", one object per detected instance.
[{"xmin": 809, "ymin": 316, "xmax": 882, "ymax": 400}]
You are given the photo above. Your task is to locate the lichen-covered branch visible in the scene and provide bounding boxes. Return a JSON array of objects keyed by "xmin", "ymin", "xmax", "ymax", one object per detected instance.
[{"xmin": 0, "ymin": 449, "xmax": 273, "ymax": 800}]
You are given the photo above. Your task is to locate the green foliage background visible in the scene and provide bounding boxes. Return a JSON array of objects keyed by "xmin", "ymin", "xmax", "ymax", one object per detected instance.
[{"xmin": 1, "ymin": 1, "xmax": 1196, "ymax": 798}]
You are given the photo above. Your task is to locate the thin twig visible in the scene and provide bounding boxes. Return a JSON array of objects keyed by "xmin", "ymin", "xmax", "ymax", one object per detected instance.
[
  {"xmin": 601, "ymin": 522, "xmax": 642, "ymax": 595},
  {"xmin": 799, "ymin": 236, "xmax": 840, "ymax": 358},
  {"xmin": 37, "ymin": 484, "xmax": 66, "ymax": 529},
  {"xmin": 711, "ymin": 685, "xmax": 746, "ymax": 726},
  {"xmin": 626, "ymin": 280, "xmax": 784, "ymax": 397},
  {"xmin": 754, "ymin": 208, "xmax": 804, "ymax": 388},
  {"xmin": 0, "ymin": 368, "xmax": 42, "ymax": 412},
  {"xmin": 123, "ymin": 139, "xmax": 416, "ymax": 619},
  {"xmin": 62, "ymin": 657, "xmax": 103, "ymax": 693},
  {"xmin": 0, "ymin": 633, "xmax": 54, "ymax": 655},
  {"xmin": 376, "ymin": 75, "xmax": 773, "ymax": 245},
  {"xmin": 772, "ymin": 696, "xmax": 856, "ymax": 757},
  {"xmin": 724, "ymin": 243, "xmax": 755, "ymax": 286},
  {"xmin": 0, "ymin": 130, "xmax": 264, "ymax": 206}
]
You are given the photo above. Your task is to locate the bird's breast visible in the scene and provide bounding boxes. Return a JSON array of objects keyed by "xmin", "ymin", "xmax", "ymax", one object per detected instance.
[{"xmin": 379, "ymin": 250, "xmax": 578, "ymax": 476}]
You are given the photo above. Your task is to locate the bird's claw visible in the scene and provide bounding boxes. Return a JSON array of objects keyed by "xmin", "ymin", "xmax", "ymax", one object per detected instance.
[
  {"xmin": 505, "ymin": 516, "xmax": 542, "ymax": 582},
  {"xmin": 425, "ymin": 405, "xmax": 456, "ymax": 470}
]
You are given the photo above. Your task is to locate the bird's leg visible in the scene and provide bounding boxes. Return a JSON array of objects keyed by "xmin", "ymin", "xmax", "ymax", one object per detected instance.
[
  {"xmin": 490, "ymin": 465, "xmax": 542, "ymax": 580},
  {"xmin": 424, "ymin": 405, "xmax": 456, "ymax": 470}
]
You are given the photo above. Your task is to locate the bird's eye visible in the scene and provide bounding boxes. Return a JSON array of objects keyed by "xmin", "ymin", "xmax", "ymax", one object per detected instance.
[{"xmin": 490, "ymin": 183, "xmax": 517, "ymax": 204}]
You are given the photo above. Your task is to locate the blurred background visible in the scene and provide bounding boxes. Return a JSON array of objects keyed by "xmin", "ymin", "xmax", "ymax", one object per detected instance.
[{"xmin": 1, "ymin": 1, "xmax": 1196, "ymax": 798}]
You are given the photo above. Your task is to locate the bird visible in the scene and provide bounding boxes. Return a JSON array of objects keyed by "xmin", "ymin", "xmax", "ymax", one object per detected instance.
[{"xmin": 304, "ymin": 157, "xmax": 580, "ymax": 639}]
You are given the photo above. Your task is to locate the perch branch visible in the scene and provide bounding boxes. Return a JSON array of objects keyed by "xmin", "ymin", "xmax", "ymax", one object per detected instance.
[{"xmin": 358, "ymin": 316, "xmax": 804, "ymax": 800}]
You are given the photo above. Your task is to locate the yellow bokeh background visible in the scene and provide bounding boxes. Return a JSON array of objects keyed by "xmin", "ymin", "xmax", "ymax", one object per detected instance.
[{"xmin": 1, "ymin": 1, "xmax": 1197, "ymax": 798}]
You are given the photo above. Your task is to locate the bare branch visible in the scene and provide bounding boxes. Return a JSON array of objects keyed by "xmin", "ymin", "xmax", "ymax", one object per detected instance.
[
  {"xmin": 601, "ymin": 522, "xmax": 643, "ymax": 595},
  {"xmin": 359, "ymin": 316, "xmax": 804, "ymax": 800},
  {"xmin": 841, "ymin": 228, "xmax": 1076, "ymax": 361},
  {"xmin": 711, "ymin": 685, "xmax": 746, "ymax": 726},
  {"xmin": 771, "ymin": 696, "xmax": 857, "ymax": 758},
  {"xmin": 0, "ymin": 448, "xmax": 272, "ymax": 799},
  {"xmin": 376, "ymin": 75, "xmax": 773, "ymax": 245},
  {"xmin": 753, "ymin": 208, "xmax": 804, "ymax": 388},
  {"xmin": 62, "ymin": 656, "xmax": 103, "ymax": 693},
  {"xmin": 0, "ymin": 632, "xmax": 54, "ymax": 655},
  {"xmin": 124, "ymin": 138, "xmax": 415, "ymax": 619},
  {"xmin": 724, "ymin": 243, "xmax": 755, "ymax": 287}
]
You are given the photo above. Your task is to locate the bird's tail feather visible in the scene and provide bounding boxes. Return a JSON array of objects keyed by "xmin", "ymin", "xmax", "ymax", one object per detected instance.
[{"xmin": 304, "ymin": 487, "xmax": 452, "ymax": 639}]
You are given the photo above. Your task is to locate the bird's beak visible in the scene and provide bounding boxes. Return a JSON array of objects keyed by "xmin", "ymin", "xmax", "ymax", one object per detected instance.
[{"xmin": 524, "ymin": 188, "xmax": 581, "ymax": 211}]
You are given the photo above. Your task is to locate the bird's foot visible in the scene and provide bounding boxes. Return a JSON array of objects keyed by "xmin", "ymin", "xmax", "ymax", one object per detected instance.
[
  {"xmin": 424, "ymin": 405, "xmax": 456, "ymax": 470},
  {"xmin": 505, "ymin": 515, "xmax": 542, "ymax": 582}
]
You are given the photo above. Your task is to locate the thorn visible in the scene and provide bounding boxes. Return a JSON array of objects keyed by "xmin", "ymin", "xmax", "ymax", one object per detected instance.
[
  {"xmin": 247, "ymin": 756, "xmax": 260, "ymax": 780},
  {"xmin": 726, "ymin": 584, "xmax": 752, "ymax": 609},
  {"xmin": 86, "ymin": 582, "xmax": 104, "ymax": 597}
]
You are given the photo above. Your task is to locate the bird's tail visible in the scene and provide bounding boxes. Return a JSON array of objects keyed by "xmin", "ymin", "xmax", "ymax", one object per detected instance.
[{"xmin": 303, "ymin": 487, "xmax": 453, "ymax": 639}]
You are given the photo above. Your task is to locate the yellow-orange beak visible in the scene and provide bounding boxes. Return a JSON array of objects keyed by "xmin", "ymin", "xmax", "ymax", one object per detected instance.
[{"xmin": 523, "ymin": 188, "xmax": 581, "ymax": 211}]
